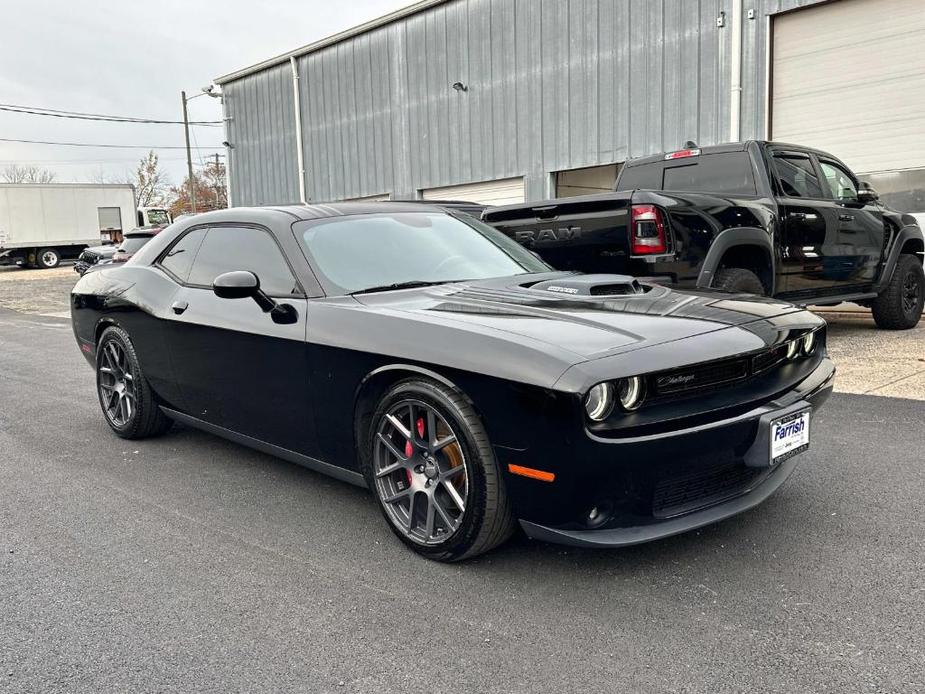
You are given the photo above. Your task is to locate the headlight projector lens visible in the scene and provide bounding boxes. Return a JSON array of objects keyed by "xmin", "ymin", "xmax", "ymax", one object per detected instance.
[
  {"xmin": 585, "ymin": 382, "xmax": 614, "ymax": 421},
  {"xmin": 617, "ymin": 376, "xmax": 645, "ymax": 411},
  {"xmin": 801, "ymin": 330, "xmax": 817, "ymax": 356}
]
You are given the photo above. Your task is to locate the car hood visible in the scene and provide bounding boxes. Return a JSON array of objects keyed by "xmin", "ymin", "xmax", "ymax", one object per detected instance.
[{"xmin": 345, "ymin": 273, "xmax": 819, "ymax": 390}]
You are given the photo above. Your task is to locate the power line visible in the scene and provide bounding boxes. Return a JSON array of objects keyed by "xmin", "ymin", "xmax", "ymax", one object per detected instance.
[
  {"xmin": 0, "ymin": 103, "xmax": 222, "ymax": 126},
  {"xmin": 0, "ymin": 137, "xmax": 220, "ymax": 150}
]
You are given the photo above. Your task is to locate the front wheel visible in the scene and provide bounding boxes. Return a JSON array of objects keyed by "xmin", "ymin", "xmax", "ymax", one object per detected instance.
[
  {"xmin": 364, "ymin": 378, "xmax": 515, "ymax": 561},
  {"xmin": 36, "ymin": 248, "xmax": 61, "ymax": 269},
  {"xmin": 871, "ymin": 254, "xmax": 924, "ymax": 330},
  {"xmin": 96, "ymin": 325, "xmax": 172, "ymax": 439}
]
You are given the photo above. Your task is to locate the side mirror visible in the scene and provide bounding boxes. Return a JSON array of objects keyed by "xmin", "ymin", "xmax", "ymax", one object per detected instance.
[
  {"xmin": 213, "ymin": 270, "xmax": 260, "ymax": 300},
  {"xmin": 857, "ymin": 182, "xmax": 880, "ymax": 205},
  {"xmin": 212, "ymin": 270, "xmax": 298, "ymax": 325}
]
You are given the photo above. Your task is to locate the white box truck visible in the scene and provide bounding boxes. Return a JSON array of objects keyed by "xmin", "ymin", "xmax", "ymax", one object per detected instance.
[{"xmin": 0, "ymin": 183, "xmax": 136, "ymax": 269}]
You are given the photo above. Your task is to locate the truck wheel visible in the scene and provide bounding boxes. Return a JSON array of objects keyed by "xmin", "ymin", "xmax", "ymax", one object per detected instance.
[
  {"xmin": 712, "ymin": 268, "xmax": 766, "ymax": 296},
  {"xmin": 36, "ymin": 248, "xmax": 61, "ymax": 269},
  {"xmin": 871, "ymin": 254, "xmax": 924, "ymax": 330}
]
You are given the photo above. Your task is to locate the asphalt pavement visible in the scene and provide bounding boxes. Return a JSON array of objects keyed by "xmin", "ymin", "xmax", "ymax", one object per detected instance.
[{"xmin": 1, "ymin": 307, "xmax": 924, "ymax": 693}]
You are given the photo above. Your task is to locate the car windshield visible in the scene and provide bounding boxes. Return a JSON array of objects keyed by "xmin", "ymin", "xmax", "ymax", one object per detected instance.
[
  {"xmin": 297, "ymin": 211, "xmax": 550, "ymax": 295},
  {"xmin": 146, "ymin": 209, "xmax": 170, "ymax": 225},
  {"xmin": 118, "ymin": 235, "xmax": 152, "ymax": 253}
]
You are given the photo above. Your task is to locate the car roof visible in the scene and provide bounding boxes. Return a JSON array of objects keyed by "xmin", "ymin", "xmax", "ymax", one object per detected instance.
[{"xmin": 182, "ymin": 201, "xmax": 455, "ymax": 225}]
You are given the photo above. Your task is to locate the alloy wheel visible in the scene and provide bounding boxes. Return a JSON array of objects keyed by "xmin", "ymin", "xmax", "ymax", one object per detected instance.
[
  {"xmin": 373, "ymin": 399, "xmax": 469, "ymax": 545},
  {"xmin": 98, "ymin": 340, "xmax": 136, "ymax": 427}
]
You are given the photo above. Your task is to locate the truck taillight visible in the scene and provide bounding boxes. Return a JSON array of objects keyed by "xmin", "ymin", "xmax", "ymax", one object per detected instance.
[{"xmin": 631, "ymin": 204, "xmax": 668, "ymax": 255}]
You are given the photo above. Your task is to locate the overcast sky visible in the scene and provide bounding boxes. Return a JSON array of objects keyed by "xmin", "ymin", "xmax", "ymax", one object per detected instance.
[{"xmin": 0, "ymin": 0, "xmax": 411, "ymax": 186}]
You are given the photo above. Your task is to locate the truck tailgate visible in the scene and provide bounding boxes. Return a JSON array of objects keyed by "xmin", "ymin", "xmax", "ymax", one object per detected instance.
[{"xmin": 482, "ymin": 192, "xmax": 634, "ymax": 274}]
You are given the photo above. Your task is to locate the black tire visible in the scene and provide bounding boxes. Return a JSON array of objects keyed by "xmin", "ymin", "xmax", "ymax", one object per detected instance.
[
  {"xmin": 96, "ymin": 325, "xmax": 172, "ymax": 439},
  {"xmin": 871, "ymin": 254, "xmax": 924, "ymax": 330},
  {"xmin": 36, "ymin": 248, "xmax": 60, "ymax": 269},
  {"xmin": 712, "ymin": 267, "xmax": 766, "ymax": 295},
  {"xmin": 363, "ymin": 378, "xmax": 515, "ymax": 562}
]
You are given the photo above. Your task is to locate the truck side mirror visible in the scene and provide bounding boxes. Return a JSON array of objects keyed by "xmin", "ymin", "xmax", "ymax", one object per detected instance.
[{"xmin": 857, "ymin": 182, "xmax": 880, "ymax": 204}]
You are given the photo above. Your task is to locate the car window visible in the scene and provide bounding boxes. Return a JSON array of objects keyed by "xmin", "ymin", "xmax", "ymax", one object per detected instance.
[
  {"xmin": 159, "ymin": 227, "xmax": 206, "ymax": 282},
  {"xmin": 295, "ymin": 211, "xmax": 550, "ymax": 296},
  {"xmin": 818, "ymin": 160, "xmax": 858, "ymax": 202},
  {"xmin": 118, "ymin": 236, "xmax": 153, "ymax": 253},
  {"xmin": 187, "ymin": 226, "xmax": 300, "ymax": 297},
  {"xmin": 772, "ymin": 155, "xmax": 824, "ymax": 198}
]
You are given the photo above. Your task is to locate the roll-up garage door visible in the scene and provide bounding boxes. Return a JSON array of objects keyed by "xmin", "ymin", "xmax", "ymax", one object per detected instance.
[
  {"xmin": 422, "ymin": 177, "xmax": 525, "ymax": 206},
  {"xmin": 772, "ymin": 0, "xmax": 925, "ymax": 174}
]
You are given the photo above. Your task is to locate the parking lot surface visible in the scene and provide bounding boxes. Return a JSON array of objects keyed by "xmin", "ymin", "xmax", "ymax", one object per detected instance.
[{"xmin": 2, "ymin": 301, "xmax": 925, "ymax": 692}]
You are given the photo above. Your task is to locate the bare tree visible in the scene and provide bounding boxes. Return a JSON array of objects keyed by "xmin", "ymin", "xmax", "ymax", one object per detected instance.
[
  {"xmin": 2, "ymin": 164, "xmax": 57, "ymax": 183},
  {"xmin": 133, "ymin": 150, "xmax": 170, "ymax": 207}
]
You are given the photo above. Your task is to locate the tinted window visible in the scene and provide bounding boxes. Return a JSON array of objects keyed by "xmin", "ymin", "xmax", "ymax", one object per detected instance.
[
  {"xmin": 819, "ymin": 160, "xmax": 858, "ymax": 202},
  {"xmin": 118, "ymin": 235, "xmax": 153, "ymax": 253},
  {"xmin": 297, "ymin": 212, "xmax": 550, "ymax": 295},
  {"xmin": 616, "ymin": 164, "xmax": 662, "ymax": 191},
  {"xmin": 186, "ymin": 226, "xmax": 300, "ymax": 296},
  {"xmin": 772, "ymin": 155, "xmax": 824, "ymax": 198},
  {"xmin": 618, "ymin": 152, "xmax": 756, "ymax": 195},
  {"xmin": 159, "ymin": 228, "xmax": 206, "ymax": 282},
  {"xmin": 661, "ymin": 153, "xmax": 757, "ymax": 195}
]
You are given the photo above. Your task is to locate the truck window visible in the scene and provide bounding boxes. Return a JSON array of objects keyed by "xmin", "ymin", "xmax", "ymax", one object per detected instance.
[
  {"xmin": 618, "ymin": 152, "xmax": 756, "ymax": 195},
  {"xmin": 661, "ymin": 153, "xmax": 756, "ymax": 195},
  {"xmin": 818, "ymin": 160, "xmax": 858, "ymax": 202},
  {"xmin": 772, "ymin": 155, "xmax": 824, "ymax": 198}
]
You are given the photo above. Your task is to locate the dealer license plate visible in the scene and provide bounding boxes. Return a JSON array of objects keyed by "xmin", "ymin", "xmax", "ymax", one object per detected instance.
[{"xmin": 770, "ymin": 410, "xmax": 810, "ymax": 465}]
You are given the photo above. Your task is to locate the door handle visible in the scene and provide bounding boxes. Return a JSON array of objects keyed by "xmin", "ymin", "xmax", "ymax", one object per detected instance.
[
  {"xmin": 171, "ymin": 300, "xmax": 189, "ymax": 315},
  {"xmin": 788, "ymin": 212, "xmax": 806, "ymax": 220},
  {"xmin": 838, "ymin": 214, "xmax": 855, "ymax": 222}
]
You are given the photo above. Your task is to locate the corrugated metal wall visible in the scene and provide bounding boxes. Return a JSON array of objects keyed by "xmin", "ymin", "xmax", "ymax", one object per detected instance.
[{"xmin": 222, "ymin": 0, "xmax": 826, "ymax": 207}]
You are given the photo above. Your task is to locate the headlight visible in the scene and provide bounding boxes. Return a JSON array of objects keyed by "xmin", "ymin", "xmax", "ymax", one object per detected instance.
[
  {"xmin": 786, "ymin": 339, "xmax": 800, "ymax": 360},
  {"xmin": 584, "ymin": 383, "xmax": 614, "ymax": 421},
  {"xmin": 801, "ymin": 330, "xmax": 817, "ymax": 356},
  {"xmin": 617, "ymin": 376, "xmax": 645, "ymax": 411}
]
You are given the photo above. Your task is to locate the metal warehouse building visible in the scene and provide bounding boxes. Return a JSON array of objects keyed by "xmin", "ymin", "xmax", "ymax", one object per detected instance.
[{"xmin": 215, "ymin": 0, "xmax": 925, "ymax": 211}]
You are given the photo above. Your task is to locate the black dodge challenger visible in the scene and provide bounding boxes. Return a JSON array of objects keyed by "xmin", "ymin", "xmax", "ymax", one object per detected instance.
[{"xmin": 71, "ymin": 203, "xmax": 834, "ymax": 561}]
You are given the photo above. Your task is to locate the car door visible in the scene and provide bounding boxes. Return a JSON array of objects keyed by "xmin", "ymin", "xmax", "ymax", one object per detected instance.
[
  {"xmin": 156, "ymin": 223, "xmax": 318, "ymax": 457},
  {"xmin": 817, "ymin": 158, "xmax": 886, "ymax": 284},
  {"xmin": 771, "ymin": 150, "xmax": 852, "ymax": 295}
]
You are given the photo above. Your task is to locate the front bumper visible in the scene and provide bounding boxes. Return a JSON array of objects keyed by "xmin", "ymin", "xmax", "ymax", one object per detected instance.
[{"xmin": 514, "ymin": 357, "xmax": 834, "ymax": 548}]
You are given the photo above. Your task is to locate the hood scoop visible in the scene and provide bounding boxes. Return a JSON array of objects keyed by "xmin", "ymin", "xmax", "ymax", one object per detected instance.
[{"xmin": 528, "ymin": 274, "xmax": 645, "ymax": 297}]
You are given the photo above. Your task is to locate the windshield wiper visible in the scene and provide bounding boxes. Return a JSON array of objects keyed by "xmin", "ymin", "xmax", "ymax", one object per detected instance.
[{"xmin": 348, "ymin": 280, "xmax": 455, "ymax": 296}]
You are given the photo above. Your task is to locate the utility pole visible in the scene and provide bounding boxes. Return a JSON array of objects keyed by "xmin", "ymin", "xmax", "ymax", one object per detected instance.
[{"xmin": 181, "ymin": 91, "xmax": 196, "ymax": 213}]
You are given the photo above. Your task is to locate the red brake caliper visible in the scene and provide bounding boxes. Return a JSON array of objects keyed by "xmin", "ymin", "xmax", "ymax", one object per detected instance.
[{"xmin": 403, "ymin": 417, "xmax": 425, "ymax": 485}]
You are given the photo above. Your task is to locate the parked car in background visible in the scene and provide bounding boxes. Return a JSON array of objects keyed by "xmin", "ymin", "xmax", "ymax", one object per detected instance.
[
  {"xmin": 74, "ymin": 244, "xmax": 118, "ymax": 275},
  {"xmin": 483, "ymin": 141, "xmax": 925, "ymax": 329},
  {"xmin": 109, "ymin": 227, "xmax": 162, "ymax": 264},
  {"xmin": 71, "ymin": 203, "xmax": 833, "ymax": 561}
]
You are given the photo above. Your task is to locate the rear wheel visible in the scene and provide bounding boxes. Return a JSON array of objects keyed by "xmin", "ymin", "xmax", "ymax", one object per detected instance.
[
  {"xmin": 712, "ymin": 267, "xmax": 766, "ymax": 295},
  {"xmin": 36, "ymin": 248, "xmax": 60, "ymax": 269},
  {"xmin": 96, "ymin": 326, "xmax": 172, "ymax": 439},
  {"xmin": 871, "ymin": 254, "xmax": 924, "ymax": 330},
  {"xmin": 364, "ymin": 378, "xmax": 515, "ymax": 561}
]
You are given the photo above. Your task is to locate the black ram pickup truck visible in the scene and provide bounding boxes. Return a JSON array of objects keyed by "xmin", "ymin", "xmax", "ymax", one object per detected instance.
[{"xmin": 483, "ymin": 141, "xmax": 925, "ymax": 329}]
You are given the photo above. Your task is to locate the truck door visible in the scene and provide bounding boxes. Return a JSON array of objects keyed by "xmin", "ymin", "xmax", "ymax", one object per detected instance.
[
  {"xmin": 771, "ymin": 151, "xmax": 856, "ymax": 295},
  {"xmin": 817, "ymin": 158, "xmax": 885, "ymax": 284}
]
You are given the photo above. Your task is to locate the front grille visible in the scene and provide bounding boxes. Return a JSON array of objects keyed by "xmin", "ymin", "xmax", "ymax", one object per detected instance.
[
  {"xmin": 79, "ymin": 251, "xmax": 99, "ymax": 263},
  {"xmin": 651, "ymin": 356, "xmax": 749, "ymax": 396},
  {"xmin": 652, "ymin": 456, "xmax": 762, "ymax": 518}
]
